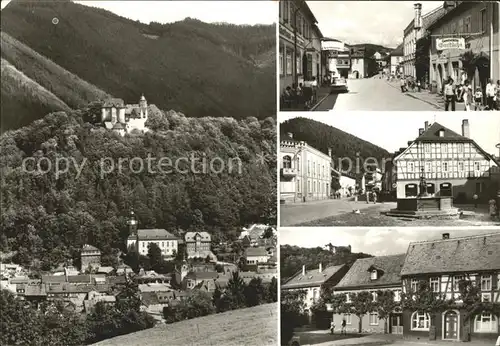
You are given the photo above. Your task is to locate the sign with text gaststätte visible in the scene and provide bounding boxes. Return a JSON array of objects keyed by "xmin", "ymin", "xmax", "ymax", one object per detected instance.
[{"xmin": 436, "ymin": 37, "xmax": 465, "ymax": 50}]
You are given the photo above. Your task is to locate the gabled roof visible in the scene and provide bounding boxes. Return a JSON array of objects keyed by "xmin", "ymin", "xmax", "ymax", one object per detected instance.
[
  {"xmin": 391, "ymin": 43, "xmax": 404, "ymax": 56},
  {"xmin": 401, "ymin": 233, "xmax": 500, "ymax": 276},
  {"xmin": 335, "ymin": 254, "xmax": 405, "ymax": 290},
  {"xmin": 415, "ymin": 122, "xmax": 469, "ymax": 143},
  {"xmin": 137, "ymin": 229, "xmax": 178, "ymax": 240},
  {"xmin": 82, "ymin": 244, "xmax": 100, "ymax": 252},
  {"xmin": 245, "ymin": 247, "xmax": 268, "ymax": 257},
  {"xmin": 185, "ymin": 232, "xmax": 211, "ymax": 242},
  {"xmin": 282, "ymin": 264, "xmax": 346, "ymax": 290},
  {"xmin": 103, "ymin": 98, "xmax": 125, "ymax": 108}
]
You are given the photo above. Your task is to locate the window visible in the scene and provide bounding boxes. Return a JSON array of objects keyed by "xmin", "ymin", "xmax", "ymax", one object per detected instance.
[
  {"xmin": 430, "ymin": 277, "xmax": 440, "ymax": 292},
  {"xmin": 458, "ymin": 162, "xmax": 464, "ymax": 171},
  {"xmin": 372, "ymin": 292, "xmax": 377, "ymax": 302},
  {"xmin": 481, "ymin": 293, "xmax": 491, "ymax": 302},
  {"xmin": 458, "ymin": 143, "xmax": 464, "ymax": 153},
  {"xmin": 279, "ymin": 49, "xmax": 283, "ymax": 75},
  {"xmin": 443, "ymin": 162, "xmax": 448, "ymax": 172},
  {"xmin": 481, "ymin": 275, "xmax": 492, "ymax": 291},
  {"xmin": 344, "ymin": 313, "xmax": 352, "ymax": 325},
  {"xmin": 408, "ymin": 162, "xmax": 414, "ymax": 172},
  {"xmin": 394, "ymin": 290, "xmax": 401, "ymax": 302},
  {"xmin": 369, "ymin": 312, "xmax": 379, "ymax": 325},
  {"xmin": 283, "ymin": 155, "xmax": 292, "ymax": 169},
  {"xmin": 441, "ymin": 143, "xmax": 447, "ymax": 153},
  {"xmin": 411, "ymin": 311, "xmax": 431, "ymax": 330},
  {"xmin": 371, "ymin": 270, "xmax": 378, "ymax": 280},
  {"xmin": 411, "ymin": 279, "xmax": 418, "ymax": 292},
  {"xmin": 474, "ymin": 162, "xmax": 480, "ymax": 171},
  {"xmin": 424, "ymin": 143, "xmax": 431, "ymax": 153},
  {"xmin": 426, "ymin": 162, "xmax": 432, "ymax": 173},
  {"xmin": 308, "ymin": 160, "xmax": 310, "ymax": 174},
  {"xmin": 474, "ymin": 313, "xmax": 498, "ymax": 333},
  {"xmin": 296, "ymin": 56, "xmax": 301, "ymax": 74},
  {"xmin": 286, "ymin": 50, "xmax": 292, "ymax": 75},
  {"xmin": 345, "ymin": 293, "xmax": 351, "ymax": 303},
  {"xmin": 439, "ymin": 130, "xmax": 445, "ymax": 137},
  {"xmin": 453, "ymin": 276, "xmax": 464, "ymax": 291},
  {"xmin": 480, "ymin": 9, "xmax": 487, "ymax": 32},
  {"xmin": 464, "ymin": 16, "xmax": 471, "ymax": 33}
]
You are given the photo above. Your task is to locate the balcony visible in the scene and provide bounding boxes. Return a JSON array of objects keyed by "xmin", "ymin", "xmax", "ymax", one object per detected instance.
[{"xmin": 281, "ymin": 168, "xmax": 297, "ymax": 178}]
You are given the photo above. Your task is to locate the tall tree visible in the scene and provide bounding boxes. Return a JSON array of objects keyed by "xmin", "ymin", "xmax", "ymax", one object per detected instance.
[
  {"xmin": 226, "ymin": 271, "xmax": 247, "ymax": 309},
  {"xmin": 375, "ymin": 290, "xmax": 399, "ymax": 334},
  {"xmin": 348, "ymin": 291, "xmax": 374, "ymax": 333}
]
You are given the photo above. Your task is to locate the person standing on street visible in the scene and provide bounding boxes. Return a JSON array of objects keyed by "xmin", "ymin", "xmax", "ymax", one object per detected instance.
[
  {"xmin": 473, "ymin": 193, "xmax": 478, "ymax": 208},
  {"xmin": 400, "ymin": 77, "xmax": 406, "ymax": 93},
  {"xmin": 474, "ymin": 87, "xmax": 483, "ymax": 111},
  {"xmin": 444, "ymin": 78, "xmax": 456, "ymax": 111},
  {"xmin": 341, "ymin": 319, "xmax": 347, "ymax": 334},
  {"xmin": 460, "ymin": 80, "xmax": 472, "ymax": 111},
  {"xmin": 330, "ymin": 321, "xmax": 335, "ymax": 335},
  {"xmin": 486, "ymin": 79, "xmax": 495, "ymax": 110}
]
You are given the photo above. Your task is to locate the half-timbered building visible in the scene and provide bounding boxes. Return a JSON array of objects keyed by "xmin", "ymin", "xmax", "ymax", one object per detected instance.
[
  {"xmin": 401, "ymin": 232, "xmax": 500, "ymax": 342},
  {"xmin": 391, "ymin": 119, "xmax": 499, "ymax": 204},
  {"xmin": 332, "ymin": 254, "xmax": 406, "ymax": 334}
]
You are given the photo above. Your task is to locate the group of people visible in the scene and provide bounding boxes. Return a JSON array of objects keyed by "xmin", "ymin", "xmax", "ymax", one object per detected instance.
[
  {"xmin": 330, "ymin": 319, "xmax": 347, "ymax": 335},
  {"xmin": 281, "ymin": 77, "xmax": 318, "ymax": 110},
  {"xmin": 443, "ymin": 77, "xmax": 500, "ymax": 111},
  {"xmin": 400, "ymin": 77, "xmax": 422, "ymax": 93}
]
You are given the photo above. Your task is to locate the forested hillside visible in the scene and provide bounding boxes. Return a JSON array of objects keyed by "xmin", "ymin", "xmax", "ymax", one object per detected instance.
[
  {"xmin": 1, "ymin": 0, "xmax": 276, "ymax": 130},
  {"xmin": 280, "ymin": 117, "xmax": 390, "ymax": 174},
  {"xmin": 0, "ymin": 108, "xmax": 276, "ymax": 270},
  {"xmin": 280, "ymin": 245, "xmax": 372, "ymax": 282}
]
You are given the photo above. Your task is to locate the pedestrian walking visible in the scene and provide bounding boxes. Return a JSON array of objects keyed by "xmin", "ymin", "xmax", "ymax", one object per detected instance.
[
  {"xmin": 460, "ymin": 80, "xmax": 472, "ymax": 111},
  {"xmin": 444, "ymin": 78, "xmax": 456, "ymax": 111},
  {"xmin": 400, "ymin": 78, "xmax": 406, "ymax": 93},
  {"xmin": 486, "ymin": 79, "xmax": 495, "ymax": 110},
  {"xmin": 373, "ymin": 191, "xmax": 377, "ymax": 204},
  {"xmin": 473, "ymin": 193, "xmax": 478, "ymax": 208},
  {"xmin": 330, "ymin": 321, "xmax": 335, "ymax": 335},
  {"xmin": 341, "ymin": 319, "xmax": 347, "ymax": 334},
  {"xmin": 474, "ymin": 87, "xmax": 483, "ymax": 111},
  {"xmin": 417, "ymin": 80, "xmax": 421, "ymax": 92},
  {"xmin": 489, "ymin": 199, "xmax": 498, "ymax": 221}
]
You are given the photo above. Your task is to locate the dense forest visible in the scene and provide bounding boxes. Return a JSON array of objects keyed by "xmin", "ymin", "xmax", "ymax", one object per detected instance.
[
  {"xmin": 280, "ymin": 245, "xmax": 372, "ymax": 282},
  {"xmin": 1, "ymin": 0, "xmax": 275, "ymax": 132},
  {"xmin": 0, "ymin": 106, "xmax": 276, "ymax": 270},
  {"xmin": 280, "ymin": 117, "xmax": 390, "ymax": 176}
]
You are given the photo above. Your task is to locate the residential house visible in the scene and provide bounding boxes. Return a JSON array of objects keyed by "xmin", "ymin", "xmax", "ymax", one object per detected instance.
[
  {"xmin": 332, "ymin": 254, "xmax": 406, "ymax": 334},
  {"xmin": 81, "ymin": 244, "xmax": 101, "ymax": 271},
  {"xmin": 322, "ymin": 38, "xmax": 351, "ymax": 79},
  {"xmin": 281, "ymin": 264, "xmax": 349, "ymax": 315},
  {"xmin": 390, "ymin": 43, "xmax": 404, "ymax": 75},
  {"xmin": 389, "ymin": 119, "xmax": 499, "ymax": 203},
  {"xmin": 280, "ymin": 132, "xmax": 332, "ymax": 203},
  {"xmin": 184, "ymin": 231, "xmax": 216, "ymax": 260},
  {"xmin": 244, "ymin": 247, "xmax": 268, "ymax": 265},
  {"xmin": 332, "ymin": 168, "xmax": 356, "ymax": 197},
  {"xmin": 427, "ymin": 1, "xmax": 499, "ymax": 94},
  {"xmin": 183, "ymin": 271, "xmax": 218, "ymax": 291},
  {"xmin": 401, "ymin": 232, "xmax": 500, "ymax": 342},
  {"xmin": 279, "ymin": 0, "xmax": 323, "ymax": 92},
  {"xmin": 403, "ymin": 3, "xmax": 448, "ymax": 79}
]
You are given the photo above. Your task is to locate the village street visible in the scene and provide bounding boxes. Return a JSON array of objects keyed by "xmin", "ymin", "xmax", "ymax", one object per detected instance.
[
  {"xmin": 314, "ymin": 77, "xmax": 442, "ymax": 112},
  {"xmin": 280, "ymin": 199, "xmax": 500, "ymax": 227}
]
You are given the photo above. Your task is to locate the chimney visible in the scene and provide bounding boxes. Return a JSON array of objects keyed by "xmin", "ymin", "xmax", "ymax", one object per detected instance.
[
  {"xmin": 302, "ymin": 265, "xmax": 306, "ymax": 276},
  {"xmin": 419, "ymin": 128, "xmax": 424, "ymax": 136},
  {"xmin": 462, "ymin": 119, "xmax": 469, "ymax": 138},
  {"xmin": 442, "ymin": 233, "xmax": 450, "ymax": 240},
  {"xmin": 319, "ymin": 263, "xmax": 322, "ymax": 273},
  {"xmin": 424, "ymin": 121, "xmax": 429, "ymax": 130},
  {"xmin": 287, "ymin": 132, "xmax": 293, "ymax": 139},
  {"xmin": 414, "ymin": 3, "xmax": 422, "ymax": 29},
  {"xmin": 328, "ymin": 148, "xmax": 332, "ymax": 158}
]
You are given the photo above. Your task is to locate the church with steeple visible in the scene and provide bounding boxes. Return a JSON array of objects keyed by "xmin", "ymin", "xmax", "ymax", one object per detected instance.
[{"xmin": 100, "ymin": 94, "xmax": 151, "ymax": 136}]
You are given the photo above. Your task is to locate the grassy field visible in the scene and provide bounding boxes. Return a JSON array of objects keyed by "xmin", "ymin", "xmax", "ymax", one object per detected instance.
[{"xmin": 93, "ymin": 303, "xmax": 278, "ymax": 346}]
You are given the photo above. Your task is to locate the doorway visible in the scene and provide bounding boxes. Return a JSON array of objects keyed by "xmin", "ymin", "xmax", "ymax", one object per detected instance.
[
  {"xmin": 440, "ymin": 182, "xmax": 453, "ymax": 197},
  {"xmin": 391, "ymin": 314, "xmax": 403, "ymax": 334},
  {"xmin": 443, "ymin": 310, "xmax": 459, "ymax": 340}
]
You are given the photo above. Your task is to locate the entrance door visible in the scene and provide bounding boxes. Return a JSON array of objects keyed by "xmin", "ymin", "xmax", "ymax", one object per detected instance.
[
  {"xmin": 391, "ymin": 314, "xmax": 403, "ymax": 334},
  {"xmin": 444, "ymin": 311, "xmax": 458, "ymax": 340},
  {"xmin": 440, "ymin": 183, "xmax": 453, "ymax": 197}
]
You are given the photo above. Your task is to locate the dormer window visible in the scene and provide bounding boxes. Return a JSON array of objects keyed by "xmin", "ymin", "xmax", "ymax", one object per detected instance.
[
  {"xmin": 438, "ymin": 130, "xmax": 444, "ymax": 137},
  {"xmin": 371, "ymin": 269, "xmax": 378, "ymax": 280}
]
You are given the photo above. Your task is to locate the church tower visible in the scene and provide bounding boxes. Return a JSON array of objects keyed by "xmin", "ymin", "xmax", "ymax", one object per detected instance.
[
  {"xmin": 126, "ymin": 209, "xmax": 138, "ymax": 252},
  {"xmin": 139, "ymin": 94, "xmax": 148, "ymax": 119}
]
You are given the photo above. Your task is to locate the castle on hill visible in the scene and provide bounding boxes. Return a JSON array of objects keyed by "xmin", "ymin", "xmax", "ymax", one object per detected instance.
[{"xmin": 100, "ymin": 95, "xmax": 151, "ymax": 136}]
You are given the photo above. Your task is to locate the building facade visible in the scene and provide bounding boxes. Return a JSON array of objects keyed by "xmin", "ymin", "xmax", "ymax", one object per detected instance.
[
  {"xmin": 279, "ymin": 0, "xmax": 323, "ymax": 92},
  {"xmin": 390, "ymin": 43, "xmax": 404, "ymax": 75},
  {"xmin": 80, "ymin": 244, "xmax": 101, "ymax": 271},
  {"xmin": 100, "ymin": 95, "xmax": 150, "ymax": 136},
  {"xmin": 127, "ymin": 229, "xmax": 179, "ymax": 258},
  {"xmin": 280, "ymin": 133, "xmax": 332, "ymax": 203},
  {"xmin": 244, "ymin": 247, "xmax": 268, "ymax": 265},
  {"xmin": 332, "ymin": 255, "xmax": 406, "ymax": 334},
  {"xmin": 282, "ymin": 264, "xmax": 348, "ymax": 314},
  {"xmin": 427, "ymin": 1, "xmax": 499, "ymax": 94},
  {"xmin": 184, "ymin": 231, "xmax": 213, "ymax": 259},
  {"xmin": 392, "ymin": 119, "xmax": 499, "ymax": 203},
  {"xmin": 401, "ymin": 233, "xmax": 500, "ymax": 342}
]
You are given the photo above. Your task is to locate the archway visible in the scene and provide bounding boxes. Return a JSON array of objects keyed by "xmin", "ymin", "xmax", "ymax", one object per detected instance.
[
  {"xmin": 442, "ymin": 310, "xmax": 460, "ymax": 340},
  {"xmin": 405, "ymin": 184, "xmax": 418, "ymax": 197}
]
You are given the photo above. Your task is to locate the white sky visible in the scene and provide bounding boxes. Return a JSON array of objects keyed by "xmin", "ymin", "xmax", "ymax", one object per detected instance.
[
  {"xmin": 279, "ymin": 113, "xmax": 500, "ymax": 156},
  {"xmin": 280, "ymin": 228, "xmax": 500, "ymax": 256},
  {"xmin": 1, "ymin": 1, "xmax": 277, "ymax": 25},
  {"xmin": 307, "ymin": 1, "xmax": 443, "ymax": 48}
]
